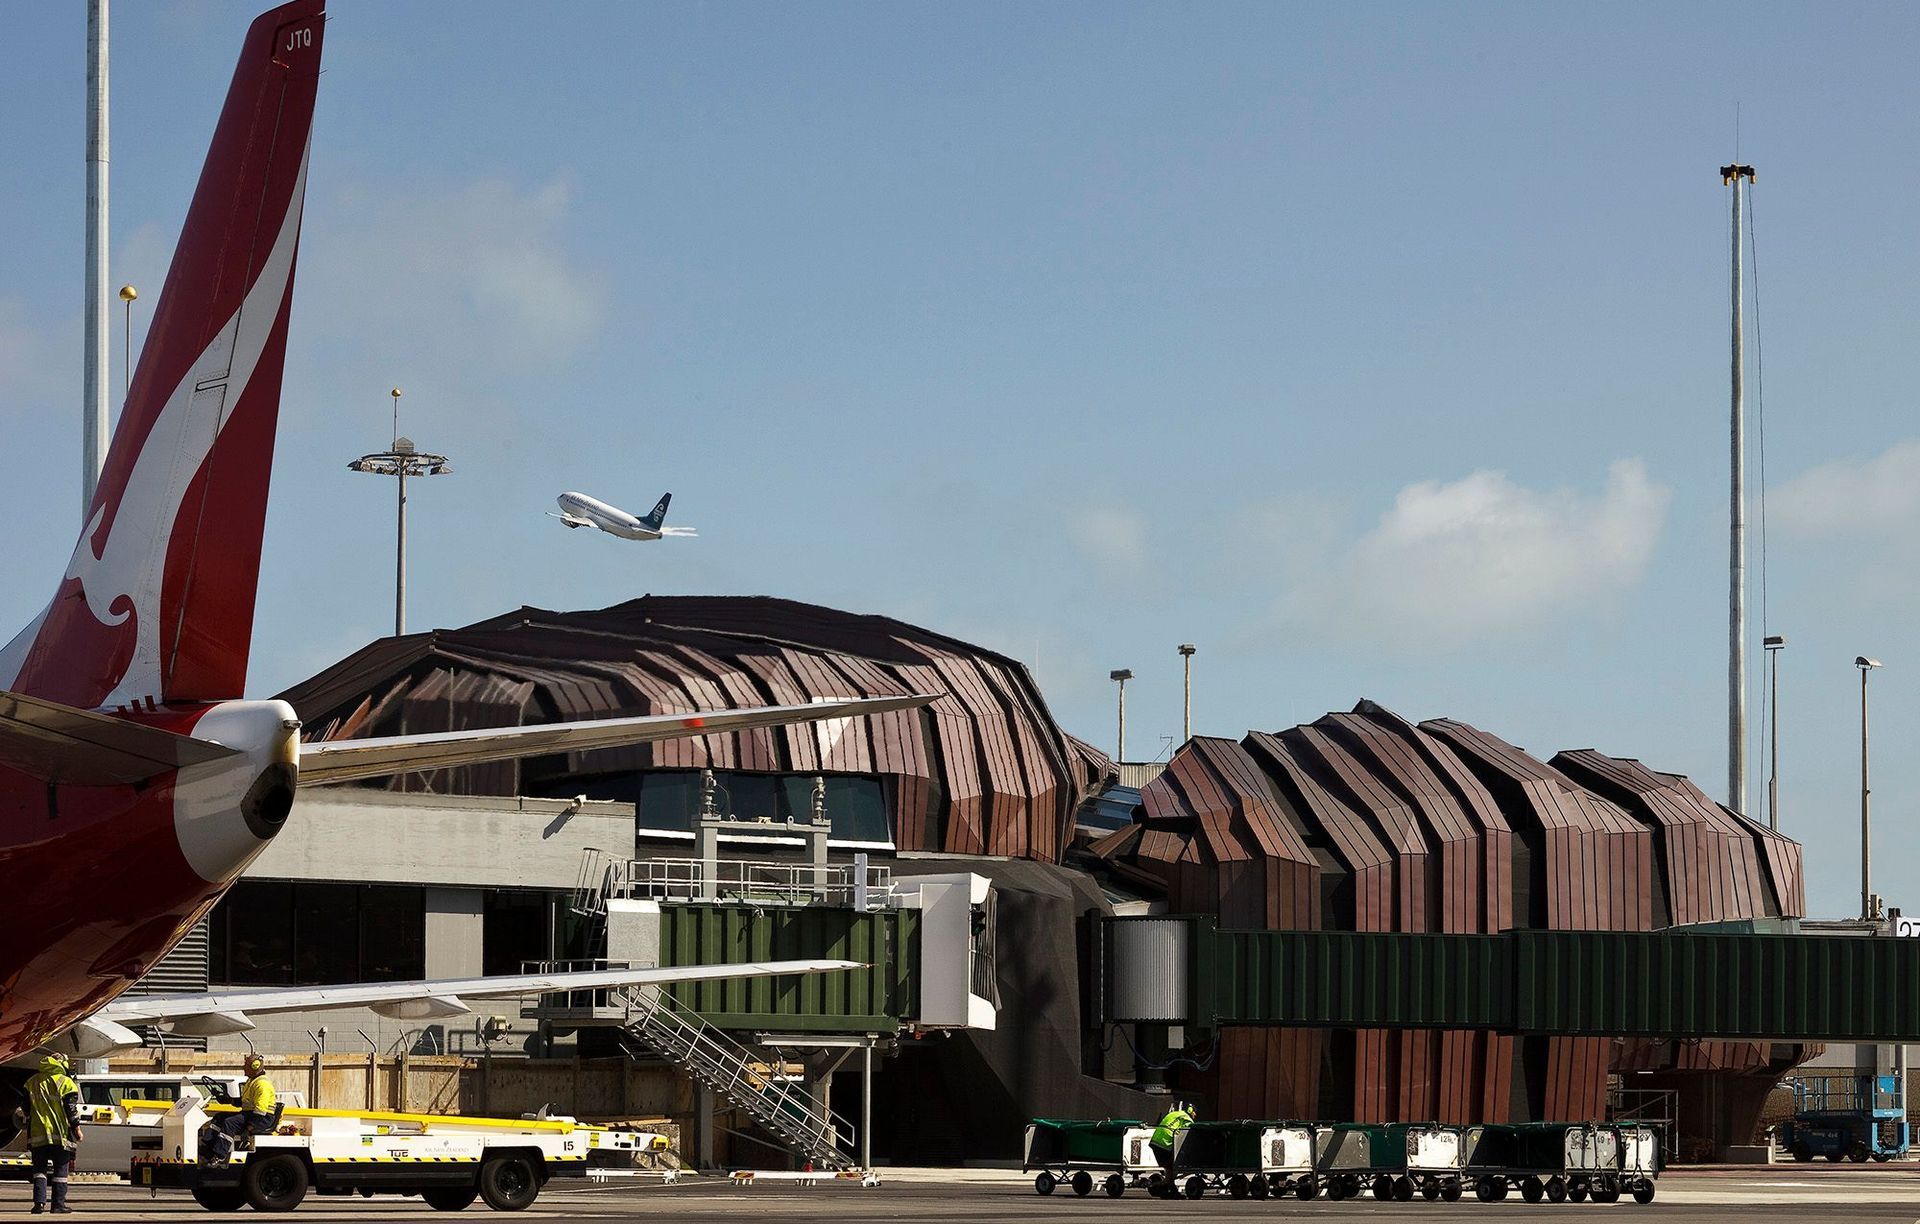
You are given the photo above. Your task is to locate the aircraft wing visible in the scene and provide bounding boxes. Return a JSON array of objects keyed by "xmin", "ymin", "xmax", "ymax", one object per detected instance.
[
  {"xmin": 0, "ymin": 690, "xmax": 240, "ymax": 784},
  {"xmin": 68, "ymin": 960, "xmax": 860, "ymax": 1054},
  {"xmin": 299, "ymin": 693, "xmax": 933, "ymax": 785},
  {"xmin": 95, "ymin": 959, "xmax": 859, "ymax": 1027}
]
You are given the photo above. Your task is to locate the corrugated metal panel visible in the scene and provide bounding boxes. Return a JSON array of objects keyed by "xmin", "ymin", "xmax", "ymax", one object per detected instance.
[
  {"xmin": 1150, "ymin": 919, "xmax": 1920, "ymax": 1043},
  {"xmin": 1107, "ymin": 918, "xmax": 1190, "ymax": 1021},
  {"xmin": 127, "ymin": 917, "xmax": 211, "ymax": 1052},
  {"xmin": 654, "ymin": 903, "xmax": 918, "ymax": 1031}
]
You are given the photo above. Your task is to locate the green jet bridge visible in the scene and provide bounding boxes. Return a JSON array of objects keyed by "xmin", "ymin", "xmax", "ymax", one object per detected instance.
[{"xmin": 1100, "ymin": 917, "xmax": 1920, "ymax": 1042}]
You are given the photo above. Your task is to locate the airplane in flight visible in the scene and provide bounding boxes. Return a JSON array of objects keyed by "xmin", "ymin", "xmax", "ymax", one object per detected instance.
[
  {"xmin": 0, "ymin": 0, "xmax": 927, "ymax": 1078},
  {"xmin": 549, "ymin": 491, "xmax": 697, "ymax": 541}
]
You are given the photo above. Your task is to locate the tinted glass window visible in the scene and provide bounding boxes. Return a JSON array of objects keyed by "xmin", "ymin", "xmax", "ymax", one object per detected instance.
[
  {"xmin": 216, "ymin": 881, "xmax": 294, "ymax": 985},
  {"xmin": 293, "ymin": 883, "xmax": 358, "ymax": 985},
  {"xmin": 361, "ymin": 886, "xmax": 426, "ymax": 981},
  {"xmin": 482, "ymin": 890, "xmax": 552, "ymax": 977}
]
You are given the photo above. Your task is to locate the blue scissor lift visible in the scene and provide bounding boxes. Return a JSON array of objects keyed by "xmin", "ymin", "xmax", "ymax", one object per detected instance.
[{"xmin": 1779, "ymin": 1075, "xmax": 1909, "ymax": 1163}]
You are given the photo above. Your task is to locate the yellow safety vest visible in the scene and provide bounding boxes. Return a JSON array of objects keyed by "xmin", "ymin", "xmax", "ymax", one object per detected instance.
[
  {"xmin": 242, "ymin": 1074, "xmax": 277, "ymax": 1115},
  {"xmin": 25, "ymin": 1064, "xmax": 79, "ymax": 1148},
  {"xmin": 1151, "ymin": 1108, "xmax": 1192, "ymax": 1149}
]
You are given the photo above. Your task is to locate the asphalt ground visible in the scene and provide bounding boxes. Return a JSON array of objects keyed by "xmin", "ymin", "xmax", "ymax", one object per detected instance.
[{"xmin": 9, "ymin": 1166, "xmax": 1920, "ymax": 1222}]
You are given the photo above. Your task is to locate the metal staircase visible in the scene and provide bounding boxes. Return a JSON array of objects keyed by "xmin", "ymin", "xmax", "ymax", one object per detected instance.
[{"xmin": 613, "ymin": 986, "xmax": 857, "ymax": 1171}]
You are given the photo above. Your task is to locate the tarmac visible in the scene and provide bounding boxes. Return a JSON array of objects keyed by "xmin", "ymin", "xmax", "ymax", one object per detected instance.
[{"xmin": 9, "ymin": 1166, "xmax": 1920, "ymax": 1221}]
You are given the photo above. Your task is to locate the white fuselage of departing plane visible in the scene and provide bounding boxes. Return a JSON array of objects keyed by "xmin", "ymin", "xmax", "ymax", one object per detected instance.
[{"xmin": 551, "ymin": 492, "xmax": 693, "ymax": 541}]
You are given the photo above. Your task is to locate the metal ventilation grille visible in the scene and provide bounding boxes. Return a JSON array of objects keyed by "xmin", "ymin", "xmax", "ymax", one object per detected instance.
[
  {"xmin": 126, "ymin": 917, "xmax": 211, "ymax": 1052},
  {"xmin": 1106, "ymin": 918, "xmax": 1189, "ymax": 1022}
]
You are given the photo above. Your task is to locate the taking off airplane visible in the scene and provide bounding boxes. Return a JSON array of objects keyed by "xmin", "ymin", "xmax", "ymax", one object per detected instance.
[
  {"xmin": 0, "ymin": 1, "xmax": 925, "ymax": 1077},
  {"xmin": 549, "ymin": 491, "xmax": 697, "ymax": 541}
]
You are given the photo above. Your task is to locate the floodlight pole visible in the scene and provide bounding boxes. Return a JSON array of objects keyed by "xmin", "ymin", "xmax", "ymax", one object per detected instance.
[
  {"xmin": 1764, "ymin": 635, "xmax": 1785, "ymax": 831},
  {"xmin": 1178, "ymin": 644, "xmax": 1196, "ymax": 743},
  {"xmin": 349, "ymin": 388, "xmax": 451, "ymax": 638},
  {"xmin": 1110, "ymin": 669, "xmax": 1134, "ymax": 762},
  {"xmin": 1722, "ymin": 162, "xmax": 1755, "ymax": 817}
]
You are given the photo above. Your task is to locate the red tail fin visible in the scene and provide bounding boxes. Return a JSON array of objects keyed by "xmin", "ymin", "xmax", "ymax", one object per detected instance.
[{"xmin": 0, "ymin": 2, "xmax": 324, "ymax": 708}]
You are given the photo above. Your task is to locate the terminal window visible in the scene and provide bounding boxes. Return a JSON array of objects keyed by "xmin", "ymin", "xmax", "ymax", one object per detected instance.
[{"xmin": 210, "ymin": 882, "xmax": 426, "ymax": 985}]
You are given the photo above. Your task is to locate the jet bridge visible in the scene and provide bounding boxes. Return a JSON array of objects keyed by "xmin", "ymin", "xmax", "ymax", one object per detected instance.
[{"xmin": 1102, "ymin": 917, "xmax": 1920, "ymax": 1043}]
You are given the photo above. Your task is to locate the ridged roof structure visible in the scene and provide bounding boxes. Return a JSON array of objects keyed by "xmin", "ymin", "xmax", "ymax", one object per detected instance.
[
  {"xmin": 280, "ymin": 596, "xmax": 1112, "ymax": 861},
  {"xmin": 1089, "ymin": 699, "xmax": 1807, "ymax": 1127}
]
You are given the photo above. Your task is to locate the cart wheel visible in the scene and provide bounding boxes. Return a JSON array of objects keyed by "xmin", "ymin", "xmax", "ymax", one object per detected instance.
[
  {"xmin": 1227, "ymin": 1174, "xmax": 1249, "ymax": 1199},
  {"xmin": 1632, "ymin": 1178, "xmax": 1657, "ymax": 1205},
  {"xmin": 1474, "ymin": 1179, "xmax": 1497, "ymax": 1203},
  {"xmin": 191, "ymin": 1186, "xmax": 247, "ymax": 1212},
  {"xmin": 1105, "ymin": 1174, "xmax": 1126, "ymax": 1198},
  {"xmin": 1072, "ymin": 1171, "xmax": 1094, "ymax": 1197},
  {"xmin": 1184, "ymin": 1175, "xmax": 1207, "ymax": 1200},
  {"xmin": 1295, "ymin": 1176, "xmax": 1320, "ymax": 1201},
  {"xmin": 1545, "ymin": 1176, "xmax": 1567, "ymax": 1204},
  {"xmin": 1825, "ymin": 1151, "xmax": 1845, "ymax": 1162},
  {"xmin": 1568, "ymin": 1180, "xmax": 1589, "ymax": 1204},
  {"xmin": 1441, "ymin": 1179, "xmax": 1462, "ymax": 1203},
  {"xmin": 242, "ymin": 1154, "xmax": 310, "ymax": 1213},
  {"xmin": 1390, "ymin": 1176, "xmax": 1412, "ymax": 1202},
  {"xmin": 1849, "ymin": 1143, "xmax": 1871, "ymax": 1163},
  {"xmin": 1420, "ymin": 1176, "xmax": 1440, "ymax": 1202},
  {"xmin": 479, "ymin": 1155, "xmax": 541, "ymax": 1213},
  {"xmin": 1521, "ymin": 1176, "xmax": 1544, "ymax": 1203},
  {"xmin": 1249, "ymin": 1175, "xmax": 1269, "ymax": 1200},
  {"xmin": 1371, "ymin": 1174, "xmax": 1392, "ymax": 1201},
  {"xmin": 1875, "ymin": 1152, "xmax": 1893, "ymax": 1163},
  {"xmin": 1034, "ymin": 1171, "xmax": 1056, "ymax": 1196},
  {"xmin": 1490, "ymin": 1176, "xmax": 1510, "ymax": 1202},
  {"xmin": 1791, "ymin": 1142, "xmax": 1812, "ymax": 1162}
]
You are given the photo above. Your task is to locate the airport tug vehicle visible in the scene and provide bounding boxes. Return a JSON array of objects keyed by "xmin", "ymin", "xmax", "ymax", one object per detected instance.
[
  {"xmin": 1022, "ymin": 1119, "xmax": 1158, "ymax": 1197},
  {"xmin": 132, "ymin": 1084, "xmax": 666, "ymax": 1212}
]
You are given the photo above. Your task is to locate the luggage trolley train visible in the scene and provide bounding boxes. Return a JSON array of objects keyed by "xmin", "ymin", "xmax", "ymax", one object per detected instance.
[
  {"xmin": 1463, "ymin": 1122, "xmax": 1662, "ymax": 1204},
  {"xmin": 1155, "ymin": 1121, "xmax": 1320, "ymax": 1200},
  {"xmin": 1022, "ymin": 1119, "xmax": 1157, "ymax": 1198},
  {"xmin": 1024, "ymin": 1115, "xmax": 1662, "ymax": 1204}
]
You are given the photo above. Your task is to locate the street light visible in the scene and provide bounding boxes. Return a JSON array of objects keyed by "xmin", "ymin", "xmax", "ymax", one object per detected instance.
[
  {"xmin": 1178, "ymin": 644, "xmax": 1197, "ymax": 743},
  {"xmin": 1109, "ymin": 669, "xmax": 1134, "ymax": 762},
  {"xmin": 117, "ymin": 284, "xmax": 137, "ymax": 400},
  {"xmin": 1857, "ymin": 655, "xmax": 1883, "ymax": 921},
  {"xmin": 1764, "ymin": 634, "xmax": 1785, "ymax": 832},
  {"xmin": 349, "ymin": 388, "xmax": 452, "ymax": 637}
]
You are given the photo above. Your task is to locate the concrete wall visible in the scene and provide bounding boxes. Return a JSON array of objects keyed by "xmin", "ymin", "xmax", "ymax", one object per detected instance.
[
  {"xmin": 207, "ymin": 794, "xmax": 638, "ymax": 1055},
  {"xmin": 252, "ymin": 791, "xmax": 636, "ymax": 888}
]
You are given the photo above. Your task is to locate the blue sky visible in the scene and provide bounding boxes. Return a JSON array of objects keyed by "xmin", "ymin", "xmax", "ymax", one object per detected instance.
[{"xmin": 3, "ymin": 2, "xmax": 1919, "ymax": 922}]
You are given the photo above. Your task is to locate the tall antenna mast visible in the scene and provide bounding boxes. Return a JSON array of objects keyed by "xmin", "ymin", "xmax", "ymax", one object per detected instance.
[
  {"xmin": 1722, "ymin": 162, "xmax": 1755, "ymax": 816},
  {"xmin": 83, "ymin": 0, "xmax": 110, "ymax": 518}
]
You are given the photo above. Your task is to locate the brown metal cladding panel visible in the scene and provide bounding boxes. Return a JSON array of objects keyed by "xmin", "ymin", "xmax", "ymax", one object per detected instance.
[
  {"xmin": 738, "ymin": 652, "xmax": 823, "ymax": 772},
  {"xmin": 926, "ymin": 654, "xmax": 1024, "ymax": 857},
  {"xmin": 931, "ymin": 710, "xmax": 986, "ymax": 855},
  {"xmin": 1199, "ymin": 737, "xmax": 1316, "ymax": 866}
]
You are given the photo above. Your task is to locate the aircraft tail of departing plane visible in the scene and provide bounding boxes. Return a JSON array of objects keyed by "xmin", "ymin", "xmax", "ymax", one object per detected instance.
[
  {"xmin": 640, "ymin": 493, "xmax": 672, "ymax": 531},
  {"xmin": 0, "ymin": 0, "xmax": 323, "ymax": 709}
]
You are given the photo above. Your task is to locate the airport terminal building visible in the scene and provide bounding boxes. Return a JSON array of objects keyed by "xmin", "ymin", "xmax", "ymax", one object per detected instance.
[{"xmin": 125, "ymin": 595, "xmax": 1840, "ymax": 1163}]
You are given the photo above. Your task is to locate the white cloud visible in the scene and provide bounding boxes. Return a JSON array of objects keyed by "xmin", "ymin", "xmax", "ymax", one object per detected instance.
[
  {"xmin": 1279, "ymin": 459, "xmax": 1670, "ymax": 649},
  {"xmin": 1066, "ymin": 503, "xmax": 1152, "ymax": 587},
  {"xmin": 1772, "ymin": 440, "xmax": 1920, "ymax": 537},
  {"xmin": 300, "ymin": 175, "xmax": 606, "ymax": 378}
]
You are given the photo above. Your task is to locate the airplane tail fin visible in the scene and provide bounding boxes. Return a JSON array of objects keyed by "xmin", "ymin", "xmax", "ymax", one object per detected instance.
[
  {"xmin": 640, "ymin": 493, "xmax": 672, "ymax": 532},
  {"xmin": 0, "ymin": 1, "xmax": 325, "ymax": 709}
]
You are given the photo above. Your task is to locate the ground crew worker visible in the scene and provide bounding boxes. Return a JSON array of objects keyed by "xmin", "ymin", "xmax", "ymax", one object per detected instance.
[
  {"xmin": 24, "ymin": 1052, "xmax": 82, "ymax": 1214},
  {"xmin": 200, "ymin": 1055, "xmax": 278, "ymax": 1167},
  {"xmin": 1149, "ymin": 1099, "xmax": 1195, "ymax": 1170}
]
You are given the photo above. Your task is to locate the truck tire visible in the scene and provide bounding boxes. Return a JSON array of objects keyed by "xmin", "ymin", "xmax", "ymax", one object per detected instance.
[
  {"xmin": 1791, "ymin": 1141, "xmax": 1812, "ymax": 1162},
  {"xmin": 191, "ymin": 1185, "xmax": 246, "ymax": 1212},
  {"xmin": 424, "ymin": 1185, "xmax": 479, "ymax": 1211},
  {"xmin": 242, "ymin": 1154, "xmax": 310, "ymax": 1212},
  {"xmin": 479, "ymin": 1155, "xmax": 542, "ymax": 1212}
]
